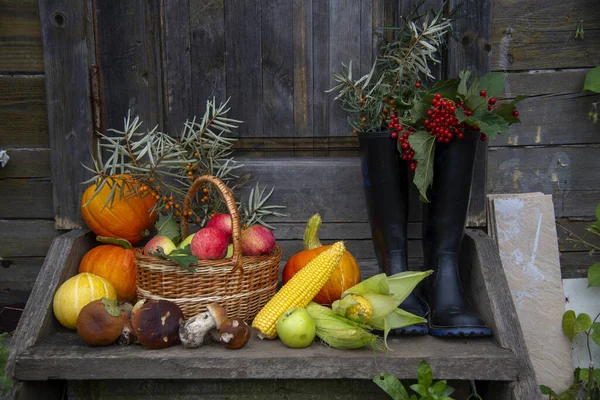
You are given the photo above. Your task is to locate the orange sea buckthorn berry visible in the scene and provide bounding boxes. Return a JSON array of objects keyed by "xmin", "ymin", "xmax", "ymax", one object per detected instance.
[
  {"xmin": 187, "ymin": 170, "xmax": 193, "ymax": 176},
  {"xmin": 154, "ymin": 194, "xmax": 160, "ymax": 200},
  {"xmin": 388, "ymin": 99, "xmax": 395, "ymax": 105},
  {"xmin": 148, "ymin": 177, "xmax": 154, "ymax": 183},
  {"xmin": 163, "ymin": 196, "xmax": 168, "ymax": 201},
  {"xmin": 174, "ymin": 204, "xmax": 179, "ymax": 209},
  {"xmin": 169, "ymin": 196, "xmax": 174, "ymax": 201},
  {"xmin": 164, "ymin": 205, "xmax": 170, "ymax": 210},
  {"xmin": 202, "ymin": 187, "xmax": 209, "ymax": 194},
  {"xmin": 175, "ymin": 211, "xmax": 181, "ymax": 216},
  {"xmin": 195, "ymin": 217, "xmax": 201, "ymax": 223},
  {"xmin": 361, "ymin": 117, "xmax": 367, "ymax": 122},
  {"xmin": 194, "ymin": 152, "xmax": 199, "ymax": 157},
  {"xmin": 352, "ymin": 129, "xmax": 357, "ymax": 135}
]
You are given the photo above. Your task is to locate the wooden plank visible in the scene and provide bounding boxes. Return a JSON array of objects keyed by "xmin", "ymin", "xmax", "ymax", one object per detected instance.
[
  {"xmin": 96, "ymin": 0, "xmax": 164, "ymax": 133},
  {"xmin": 488, "ymin": 145, "xmax": 600, "ymax": 218},
  {"xmin": 492, "ymin": 71, "xmax": 600, "ymax": 147},
  {"xmin": 6, "ymin": 230, "xmax": 94, "ymax": 383},
  {"xmin": 0, "ymin": 75, "xmax": 48, "ymax": 148},
  {"xmin": 162, "ymin": 0, "xmax": 192, "ymax": 134},
  {"xmin": 271, "ymin": 221, "xmax": 422, "ymax": 240},
  {"xmin": 0, "ymin": 149, "xmax": 50, "ymax": 178},
  {"xmin": 68, "ymin": 379, "xmax": 392, "ymax": 400},
  {"xmin": 293, "ymin": 0, "xmax": 313, "ymax": 156},
  {"xmin": 224, "ymin": 0, "xmax": 262, "ymax": 139},
  {"xmin": 561, "ymin": 252, "xmax": 600, "ymax": 280},
  {"xmin": 16, "ymin": 330, "xmax": 518, "ymax": 381},
  {"xmin": 447, "ymin": 0, "xmax": 493, "ymax": 228},
  {"xmin": 0, "ymin": 0, "xmax": 44, "ymax": 73},
  {"xmin": 463, "ymin": 230, "xmax": 540, "ymax": 398},
  {"xmin": 556, "ymin": 218, "xmax": 600, "ymax": 252},
  {"xmin": 189, "ymin": 0, "xmax": 226, "ymax": 110},
  {"xmin": 0, "ymin": 179, "xmax": 53, "ymax": 219},
  {"xmin": 0, "ymin": 220, "xmax": 58, "ymax": 257},
  {"xmin": 39, "ymin": 0, "xmax": 95, "ymax": 230},
  {"xmin": 261, "ymin": 0, "xmax": 293, "ymax": 145},
  {"xmin": 312, "ymin": 0, "xmax": 329, "ymax": 142},
  {"xmin": 328, "ymin": 0, "xmax": 361, "ymax": 137},
  {"xmin": 491, "ymin": 0, "xmax": 600, "ymax": 71},
  {"xmin": 0, "ymin": 257, "xmax": 46, "ymax": 293}
]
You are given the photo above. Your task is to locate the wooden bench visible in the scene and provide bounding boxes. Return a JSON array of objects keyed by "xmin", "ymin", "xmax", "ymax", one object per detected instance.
[{"xmin": 7, "ymin": 159, "xmax": 540, "ymax": 399}]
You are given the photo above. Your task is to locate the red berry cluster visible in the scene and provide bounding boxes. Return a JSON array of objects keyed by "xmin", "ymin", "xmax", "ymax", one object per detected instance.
[
  {"xmin": 423, "ymin": 93, "xmax": 465, "ymax": 144},
  {"xmin": 387, "ymin": 112, "xmax": 418, "ymax": 171}
]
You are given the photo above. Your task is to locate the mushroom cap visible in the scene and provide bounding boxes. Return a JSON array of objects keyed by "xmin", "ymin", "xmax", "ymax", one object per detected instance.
[
  {"xmin": 206, "ymin": 303, "xmax": 227, "ymax": 329},
  {"xmin": 219, "ymin": 318, "xmax": 251, "ymax": 349},
  {"xmin": 131, "ymin": 299, "xmax": 184, "ymax": 349},
  {"xmin": 76, "ymin": 299, "xmax": 124, "ymax": 346}
]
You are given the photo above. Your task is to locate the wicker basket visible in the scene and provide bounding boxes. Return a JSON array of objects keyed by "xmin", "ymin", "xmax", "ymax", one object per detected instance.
[{"xmin": 134, "ymin": 175, "xmax": 281, "ymax": 321}]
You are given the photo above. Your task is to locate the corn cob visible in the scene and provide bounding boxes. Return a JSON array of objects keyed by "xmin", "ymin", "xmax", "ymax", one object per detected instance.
[{"xmin": 252, "ymin": 241, "xmax": 345, "ymax": 339}]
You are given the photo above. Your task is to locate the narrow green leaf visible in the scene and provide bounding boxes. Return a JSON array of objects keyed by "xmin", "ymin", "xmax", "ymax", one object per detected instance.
[
  {"xmin": 591, "ymin": 323, "xmax": 600, "ymax": 348},
  {"xmin": 409, "ymin": 383, "xmax": 429, "ymax": 397},
  {"xmin": 417, "ymin": 360, "xmax": 433, "ymax": 389},
  {"xmin": 149, "ymin": 248, "xmax": 199, "ymax": 273},
  {"xmin": 477, "ymin": 72, "xmax": 505, "ymax": 97},
  {"xmin": 408, "ymin": 131, "xmax": 436, "ymax": 201},
  {"xmin": 583, "ymin": 66, "xmax": 600, "ymax": 93},
  {"xmin": 457, "ymin": 70, "xmax": 472, "ymax": 97},
  {"xmin": 373, "ymin": 373, "xmax": 410, "ymax": 400},
  {"xmin": 587, "ymin": 221, "xmax": 600, "ymax": 236},
  {"xmin": 588, "ymin": 263, "xmax": 600, "ymax": 287}
]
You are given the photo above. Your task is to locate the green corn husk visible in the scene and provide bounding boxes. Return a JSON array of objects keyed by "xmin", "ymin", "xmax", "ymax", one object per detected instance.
[
  {"xmin": 332, "ymin": 270, "xmax": 433, "ymax": 348},
  {"xmin": 305, "ymin": 302, "xmax": 382, "ymax": 350}
]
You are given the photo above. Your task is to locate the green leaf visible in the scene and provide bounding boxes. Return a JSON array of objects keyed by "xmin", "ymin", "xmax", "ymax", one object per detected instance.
[
  {"xmin": 149, "ymin": 247, "xmax": 199, "ymax": 272},
  {"xmin": 588, "ymin": 263, "xmax": 600, "ymax": 287},
  {"xmin": 464, "ymin": 94, "xmax": 488, "ymax": 114},
  {"xmin": 464, "ymin": 110, "xmax": 511, "ymax": 141},
  {"xmin": 410, "ymin": 99, "xmax": 428, "ymax": 124},
  {"xmin": 373, "ymin": 373, "xmax": 410, "ymax": 400},
  {"xmin": 493, "ymin": 103, "xmax": 520, "ymax": 124},
  {"xmin": 563, "ymin": 310, "xmax": 592, "ymax": 341},
  {"xmin": 477, "ymin": 72, "xmax": 505, "ymax": 97},
  {"xmin": 583, "ymin": 66, "xmax": 600, "ymax": 93},
  {"xmin": 588, "ymin": 221, "xmax": 600, "ymax": 236},
  {"xmin": 407, "ymin": 131, "xmax": 436, "ymax": 201},
  {"xmin": 101, "ymin": 297, "xmax": 121, "ymax": 317},
  {"xmin": 540, "ymin": 385, "xmax": 560, "ymax": 397},
  {"xmin": 96, "ymin": 236, "xmax": 132, "ymax": 249},
  {"xmin": 155, "ymin": 213, "xmax": 181, "ymax": 244},
  {"xmin": 431, "ymin": 380, "xmax": 451, "ymax": 395},
  {"xmin": 409, "ymin": 383, "xmax": 429, "ymax": 397},
  {"xmin": 427, "ymin": 78, "xmax": 460, "ymax": 100},
  {"xmin": 457, "ymin": 70, "xmax": 472, "ymax": 97},
  {"xmin": 387, "ymin": 270, "xmax": 433, "ymax": 303},
  {"xmin": 417, "ymin": 360, "xmax": 433, "ymax": 389},
  {"xmin": 591, "ymin": 323, "xmax": 600, "ymax": 348},
  {"xmin": 578, "ymin": 367, "xmax": 600, "ymax": 384}
]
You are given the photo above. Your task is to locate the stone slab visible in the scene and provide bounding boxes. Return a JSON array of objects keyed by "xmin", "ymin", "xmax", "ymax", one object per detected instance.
[{"xmin": 488, "ymin": 193, "xmax": 573, "ymax": 393}]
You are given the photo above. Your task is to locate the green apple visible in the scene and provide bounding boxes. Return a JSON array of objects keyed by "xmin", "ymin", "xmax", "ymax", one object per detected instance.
[
  {"xmin": 177, "ymin": 233, "xmax": 196, "ymax": 252},
  {"xmin": 276, "ymin": 307, "xmax": 316, "ymax": 349}
]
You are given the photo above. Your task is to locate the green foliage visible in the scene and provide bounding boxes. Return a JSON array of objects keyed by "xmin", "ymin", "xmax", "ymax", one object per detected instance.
[
  {"xmin": 0, "ymin": 333, "xmax": 12, "ymax": 396},
  {"xmin": 374, "ymin": 361, "xmax": 469, "ymax": 400},
  {"xmin": 156, "ymin": 213, "xmax": 181, "ymax": 244},
  {"xmin": 562, "ymin": 311, "xmax": 592, "ymax": 341},
  {"xmin": 149, "ymin": 247, "xmax": 199, "ymax": 273},
  {"xmin": 583, "ymin": 66, "xmax": 600, "ymax": 94},
  {"xmin": 407, "ymin": 132, "xmax": 436, "ymax": 200}
]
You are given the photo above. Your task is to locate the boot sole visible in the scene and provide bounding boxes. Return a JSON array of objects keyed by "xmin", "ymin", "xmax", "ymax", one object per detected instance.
[
  {"xmin": 392, "ymin": 324, "xmax": 429, "ymax": 335},
  {"xmin": 428, "ymin": 327, "xmax": 492, "ymax": 337}
]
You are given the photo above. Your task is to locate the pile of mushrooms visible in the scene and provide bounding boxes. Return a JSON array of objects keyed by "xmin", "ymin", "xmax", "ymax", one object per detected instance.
[
  {"xmin": 76, "ymin": 298, "xmax": 251, "ymax": 350},
  {"xmin": 179, "ymin": 302, "xmax": 251, "ymax": 350}
]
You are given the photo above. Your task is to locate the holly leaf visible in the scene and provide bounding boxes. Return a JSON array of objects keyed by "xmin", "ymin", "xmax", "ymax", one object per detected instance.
[
  {"xmin": 591, "ymin": 323, "xmax": 600, "ymax": 348},
  {"xmin": 407, "ymin": 131, "xmax": 436, "ymax": 202},
  {"xmin": 588, "ymin": 263, "xmax": 600, "ymax": 287},
  {"xmin": 149, "ymin": 247, "xmax": 198, "ymax": 272},
  {"xmin": 477, "ymin": 72, "xmax": 505, "ymax": 97},
  {"xmin": 563, "ymin": 310, "xmax": 592, "ymax": 341},
  {"xmin": 583, "ymin": 66, "xmax": 600, "ymax": 93},
  {"xmin": 373, "ymin": 373, "xmax": 410, "ymax": 400},
  {"xmin": 457, "ymin": 70, "xmax": 472, "ymax": 97},
  {"xmin": 155, "ymin": 213, "xmax": 181, "ymax": 245},
  {"xmin": 417, "ymin": 360, "xmax": 433, "ymax": 388}
]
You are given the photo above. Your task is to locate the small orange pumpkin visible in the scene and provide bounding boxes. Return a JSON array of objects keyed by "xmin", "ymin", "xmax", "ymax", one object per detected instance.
[
  {"xmin": 80, "ymin": 174, "xmax": 157, "ymax": 244},
  {"xmin": 79, "ymin": 237, "xmax": 137, "ymax": 301},
  {"xmin": 282, "ymin": 214, "xmax": 361, "ymax": 305}
]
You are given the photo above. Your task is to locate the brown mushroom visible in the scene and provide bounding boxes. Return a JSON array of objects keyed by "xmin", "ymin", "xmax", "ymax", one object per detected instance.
[
  {"xmin": 219, "ymin": 318, "xmax": 251, "ymax": 349},
  {"xmin": 76, "ymin": 298, "xmax": 124, "ymax": 346},
  {"xmin": 179, "ymin": 302, "xmax": 227, "ymax": 348},
  {"xmin": 115, "ymin": 312, "xmax": 137, "ymax": 345},
  {"xmin": 131, "ymin": 299, "xmax": 183, "ymax": 349}
]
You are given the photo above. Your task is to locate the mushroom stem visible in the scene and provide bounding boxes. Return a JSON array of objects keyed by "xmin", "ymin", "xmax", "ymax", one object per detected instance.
[{"xmin": 179, "ymin": 312, "xmax": 216, "ymax": 348}]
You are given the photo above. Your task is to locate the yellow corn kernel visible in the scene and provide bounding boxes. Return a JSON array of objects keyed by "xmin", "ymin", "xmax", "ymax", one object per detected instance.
[{"xmin": 252, "ymin": 241, "xmax": 346, "ymax": 339}]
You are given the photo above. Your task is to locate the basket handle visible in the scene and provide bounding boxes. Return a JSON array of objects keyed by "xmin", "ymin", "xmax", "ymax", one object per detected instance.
[{"xmin": 180, "ymin": 175, "xmax": 243, "ymax": 275}]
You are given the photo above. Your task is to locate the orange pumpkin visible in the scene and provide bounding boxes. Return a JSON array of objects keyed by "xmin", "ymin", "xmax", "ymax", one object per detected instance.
[
  {"xmin": 282, "ymin": 214, "xmax": 361, "ymax": 305},
  {"xmin": 79, "ymin": 237, "xmax": 137, "ymax": 301},
  {"xmin": 80, "ymin": 175, "xmax": 157, "ymax": 244}
]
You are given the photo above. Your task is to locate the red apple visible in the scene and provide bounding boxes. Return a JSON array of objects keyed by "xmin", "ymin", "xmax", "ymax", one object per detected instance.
[
  {"xmin": 143, "ymin": 236, "xmax": 176, "ymax": 256},
  {"xmin": 241, "ymin": 225, "xmax": 276, "ymax": 256},
  {"xmin": 191, "ymin": 227, "xmax": 229, "ymax": 260},
  {"xmin": 206, "ymin": 213, "xmax": 233, "ymax": 238}
]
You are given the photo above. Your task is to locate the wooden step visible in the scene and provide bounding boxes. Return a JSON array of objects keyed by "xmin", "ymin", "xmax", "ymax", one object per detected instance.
[{"xmin": 15, "ymin": 329, "xmax": 519, "ymax": 382}]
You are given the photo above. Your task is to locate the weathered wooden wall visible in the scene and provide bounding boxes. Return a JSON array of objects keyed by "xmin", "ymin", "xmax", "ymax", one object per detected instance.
[{"xmin": 1, "ymin": 0, "xmax": 599, "ymax": 332}]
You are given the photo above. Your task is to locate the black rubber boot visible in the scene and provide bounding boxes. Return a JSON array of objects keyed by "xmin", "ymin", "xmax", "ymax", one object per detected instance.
[
  {"xmin": 358, "ymin": 132, "xmax": 429, "ymax": 335},
  {"xmin": 422, "ymin": 130, "xmax": 491, "ymax": 337}
]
